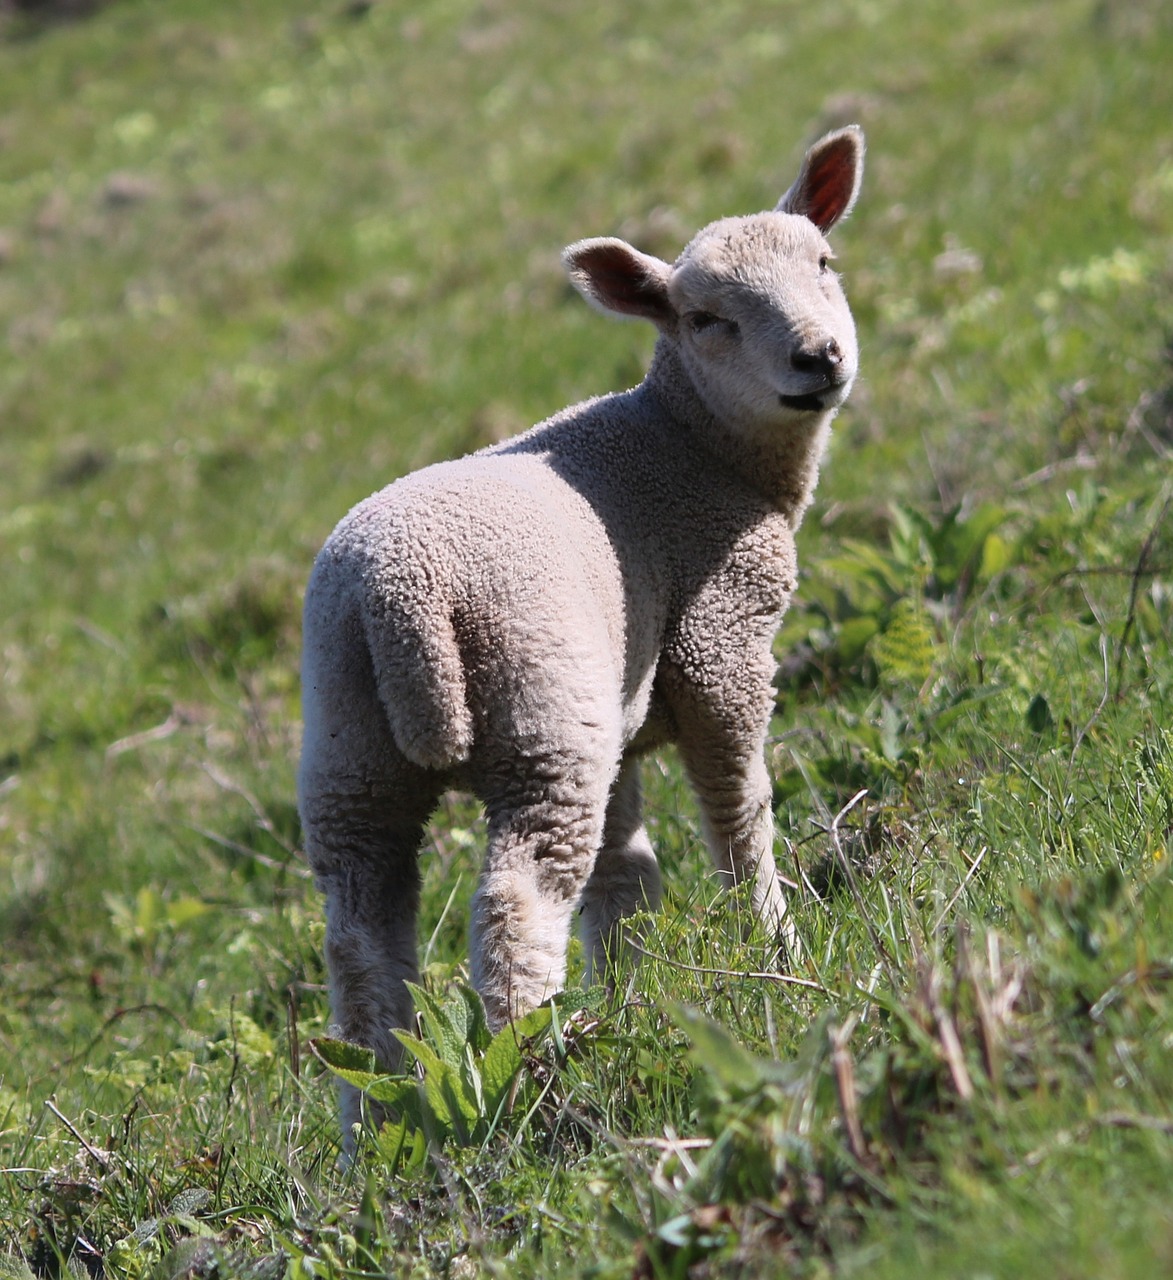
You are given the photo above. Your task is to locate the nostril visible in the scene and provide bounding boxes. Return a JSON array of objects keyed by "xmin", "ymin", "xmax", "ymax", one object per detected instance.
[{"xmin": 791, "ymin": 339, "xmax": 842, "ymax": 379}]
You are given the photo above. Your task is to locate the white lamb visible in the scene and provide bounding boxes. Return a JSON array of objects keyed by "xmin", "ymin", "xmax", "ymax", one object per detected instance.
[{"xmin": 299, "ymin": 126, "xmax": 865, "ymax": 1141}]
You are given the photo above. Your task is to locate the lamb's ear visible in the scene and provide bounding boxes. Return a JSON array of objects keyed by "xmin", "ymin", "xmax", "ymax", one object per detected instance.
[
  {"xmin": 562, "ymin": 238, "xmax": 675, "ymax": 327},
  {"xmin": 776, "ymin": 125, "xmax": 865, "ymax": 233}
]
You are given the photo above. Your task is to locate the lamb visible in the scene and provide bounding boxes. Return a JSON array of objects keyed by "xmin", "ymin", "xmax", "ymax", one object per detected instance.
[{"xmin": 298, "ymin": 126, "xmax": 865, "ymax": 1142}]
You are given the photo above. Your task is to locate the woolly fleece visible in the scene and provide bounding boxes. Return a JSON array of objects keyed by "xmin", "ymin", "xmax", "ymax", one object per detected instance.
[{"xmin": 298, "ymin": 127, "xmax": 865, "ymax": 1143}]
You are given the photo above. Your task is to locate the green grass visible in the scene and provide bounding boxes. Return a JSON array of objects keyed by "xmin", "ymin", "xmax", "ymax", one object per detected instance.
[{"xmin": 1, "ymin": 0, "xmax": 1171, "ymax": 1275}]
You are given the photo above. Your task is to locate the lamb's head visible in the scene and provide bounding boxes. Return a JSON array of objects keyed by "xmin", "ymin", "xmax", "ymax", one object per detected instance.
[{"xmin": 563, "ymin": 126, "xmax": 864, "ymax": 436}]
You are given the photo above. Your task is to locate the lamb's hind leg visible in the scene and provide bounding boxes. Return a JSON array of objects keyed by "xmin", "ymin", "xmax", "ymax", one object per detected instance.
[
  {"xmin": 469, "ymin": 758, "xmax": 613, "ymax": 1028},
  {"xmin": 299, "ymin": 644, "xmax": 442, "ymax": 1147},
  {"xmin": 301, "ymin": 781, "xmax": 436, "ymax": 1143},
  {"xmin": 579, "ymin": 757, "xmax": 662, "ymax": 983},
  {"xmin": 315, "ymin": 822, "xmax": 426, "ymax": 1133}
]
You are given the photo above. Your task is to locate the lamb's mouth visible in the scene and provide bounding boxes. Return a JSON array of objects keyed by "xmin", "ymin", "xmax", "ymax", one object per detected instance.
[{"xmin": 778, "ymin": 391, "xmax": 828, "ymax": 412}]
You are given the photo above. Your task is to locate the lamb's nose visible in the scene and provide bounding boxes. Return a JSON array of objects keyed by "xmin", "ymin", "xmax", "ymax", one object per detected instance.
[{"xmin": 791, "ymin": 339, "xmax": 843, "ymax": 381}]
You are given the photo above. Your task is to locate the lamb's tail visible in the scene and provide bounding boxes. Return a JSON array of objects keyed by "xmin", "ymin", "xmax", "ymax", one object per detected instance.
[{"xmin": 364, "ymin": 598, "xmax": 475, "ymax": 771}]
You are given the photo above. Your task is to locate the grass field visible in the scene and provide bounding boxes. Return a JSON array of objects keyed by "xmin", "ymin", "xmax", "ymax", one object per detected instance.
[{"xmin": 1, "ymin": 0, "xmax": 1171, "ymax": 1275}]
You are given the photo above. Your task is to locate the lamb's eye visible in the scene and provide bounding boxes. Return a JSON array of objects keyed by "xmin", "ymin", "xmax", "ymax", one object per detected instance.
[
  {"xmin": 688, "ymin": 310, "xmax": 721, "ymax": 332},
  {"xmin": 818, "ymin": 255, "xmax": 830, "ymax": 273}
]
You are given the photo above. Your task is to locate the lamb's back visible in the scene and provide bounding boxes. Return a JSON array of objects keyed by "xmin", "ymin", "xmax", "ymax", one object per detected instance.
[{"xmin": 307, "ymin": 385, "xmax": 795, "ymax": 766}]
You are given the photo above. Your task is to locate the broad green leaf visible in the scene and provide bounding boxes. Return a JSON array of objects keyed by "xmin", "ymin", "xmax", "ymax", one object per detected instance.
[
  {"xmin": 363, "ymin": 1076, "xmax": 420, "ymax": 1109},
  {"xmin": 480, "ymin": 1025, "xmax": 523, "ymax": 1114},
  {"xmin": 825, "ymin": 539, "xmax": 906, "ymax": 606},
  {"xmin": 405, "ymin": 981, "xmax": 468, "ymax": 1069},
  {"xmin": 459, "ymin": 1040, "xmax": 485, "ymax": 1122},
  {"xmin": 978, "ymin": 531, "xmax": 1012, "ymax": 579},
  {"xmin": 374, "ymin": 1115, "xmax": 427, "ymax": 1172},
  {"xmin": 309, "ymin": 1036, "xmax": 378, "ymax": 1076},
  {"xmin": 135, "ymin": 885, "xmax": 163, "ymax": 935},
  {"xmin": 515, "ymin": 1002, "xmax": 558, "ymax": 1040},
  {"xmin": 934, "ymin": 503, "xmax": 1006, "ymax": 585},
  {"xmin": 308, "ymin": 1037, "xmax": 416, "ymax": 1106},
  {"xmin": 675, "ymin": 1004, "xmax": 761, "ymax": 1095},
  {"xmin": 165, "ymin": 896, "xmax": 209, "ymax": 928},
  {"xmin": 442, "ymin": 1066, "xmax": 481, "ymax": 1142},
  {"xmin": 457, "ymin": 983, "xmax": 492, "ymax": 1053},
  {"xmin": 393, "ymin": 1030, "xmax": 480, "ymax": 1136},
  {"xmin": 392, "ymin": 1028, "xmax": 449, "ymax": 1082},
  {"xmin": 481, "ymin": 1002, "xmax": 555, "ymax": 1114},
  {"xmin": 418, "ymin": 1071, "xmax": 457, "ymax": 1135},
  {"xmin": 676, "ymin": 1004, "xmax": 827, "ymax": 1104},
  {"xmin": 374, "ymin": 1114, "xmax": 411, "ymax": 1167}
]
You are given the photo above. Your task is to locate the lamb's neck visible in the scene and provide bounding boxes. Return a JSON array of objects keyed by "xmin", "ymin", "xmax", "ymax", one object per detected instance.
[{"xmin": 644, "ymin": 339, "xmax": 832, "ymax": 530}]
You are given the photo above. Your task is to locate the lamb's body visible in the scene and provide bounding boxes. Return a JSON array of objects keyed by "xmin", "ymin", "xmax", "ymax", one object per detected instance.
[{"xmin": 299, "ymin": 128, "xmax": 865, "ymax": 1144}]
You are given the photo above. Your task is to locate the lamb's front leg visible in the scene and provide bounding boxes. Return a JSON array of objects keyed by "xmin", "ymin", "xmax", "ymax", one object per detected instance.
[
  {"xmin": 667, "ymin": 669, "xmax": 799, "ymax": 959},
  {"xmin": 685, "ymin": 746, "xmax": 793, "ymax": 939}
]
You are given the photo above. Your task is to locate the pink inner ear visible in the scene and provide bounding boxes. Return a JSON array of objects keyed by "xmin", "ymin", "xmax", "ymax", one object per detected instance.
[
  {"xmin": 576, "ymin": 243, "xmax": 669, "ymax": 317},
  {"xmin": 804, "ymin": 141, "xmax": 858, "ymax": 231}
]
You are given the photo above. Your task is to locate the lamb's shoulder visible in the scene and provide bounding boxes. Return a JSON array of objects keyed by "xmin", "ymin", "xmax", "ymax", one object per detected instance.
[
  {"xmin": 710, "ymin": 506, "xmax": 799, "ymax": 617},
  {"xmin": 661, "ymin": 502, "xmax": 797, "ymax": 712}
]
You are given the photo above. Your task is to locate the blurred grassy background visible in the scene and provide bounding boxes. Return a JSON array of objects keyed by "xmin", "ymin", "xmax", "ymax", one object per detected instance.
[{"xmin": 1, "ymin": 0, "xmax": 1171, "ymax": 1274}]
